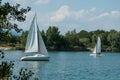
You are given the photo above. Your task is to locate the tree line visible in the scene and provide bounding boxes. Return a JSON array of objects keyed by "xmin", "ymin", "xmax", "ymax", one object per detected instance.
[{"xmin": 1, "ymin": 26, "xmax": 120, "ymax": 52}]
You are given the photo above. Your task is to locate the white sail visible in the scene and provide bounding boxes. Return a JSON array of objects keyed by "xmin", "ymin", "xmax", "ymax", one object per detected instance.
[
  {"xmin": 96, "ymin": 37, "xmax": 101, "ymax": 53},
  {"xmin": 93, "ymin": 36, "xmax": 101, "ymax": 54},
  {"xmin": 93, "ymin": 46, "xmax": 97, "ymax": 54},
  {"xmin": 21, "ymin": 14, "xmax": 49, "ymax": 61},
  {"xmin": 25, "ymin": 15, "xmax": 38, "ymax": 53},
  {"xmin": 38, "ymin": 26, "xmax": 48, "ymax": 55},
  {"xmin": 25, "ymin": 14, "xmax": 48, "ymax": 55}
]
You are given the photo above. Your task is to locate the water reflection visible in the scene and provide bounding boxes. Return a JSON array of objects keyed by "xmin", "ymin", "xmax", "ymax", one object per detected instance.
[{"xmin": 26, "ymin": 61, "xmax": 48, "ymax": 73}]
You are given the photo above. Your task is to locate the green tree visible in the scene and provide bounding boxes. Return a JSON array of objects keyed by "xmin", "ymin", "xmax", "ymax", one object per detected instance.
[
  {"xmin": 0, "ymin": 0, "xmax": 31, "ymax": 32},
  {"xmin": 13, "ymin": 68, "xmax": 35, "ymax": 80},
  {"xmin": 0, "ymin": 0, "xmax": 40, "ymax": 79},
  {"xmin": 0, "ymin": 51, "xmax": 38, "ymax": 80},
  {"xmin": 107, "ymin": 30, "xmax": 120, "ymax": 52},
  {"xmin": 41, "ymin": 30, "xmax": 47, "ymax": 46},
  {"xmin": 65, "ymin": 29, "xmax": 79, "ymax": 47},
  {"xmin": 20, "ymin": 31, "xmax": 28, "ymax": 46},
  {"xmin": 78, "ymin": 30, "xmax": 89, "ymax": 38},
  {"xmin": 0, "ymin": 50, "xmax": 14, "ymax": 79},
  {"xmin": 46, "ymin": 26, "xmax": 61, "ymax": 50},
  {"xmin": 0, "ymin": 61, "xmax": 14, "ymax": 79},
  {"xmin": 78, "ymin": 30, "xmax": 91, "ymax": 47},
  {"xmin": 0, "ymin": 0, "xmax": 31, "ymax": 46}
]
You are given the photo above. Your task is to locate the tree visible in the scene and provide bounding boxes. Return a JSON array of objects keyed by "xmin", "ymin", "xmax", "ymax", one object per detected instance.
[
  {"xmin": 13, "ymin": 68, "xmax": 34, "ymax": 80},
  {"xmin": 78, "ymin": 30, "xmax": 91, "ymax": 47},
  {"xmin": 65, "ymin": 29, "xmax": 79, "ymax": 47},
  {"xmin": 0, "ymin": 0, "xmax": 31, "ymax": 32},
  {"xmin": 0, "ymin": 51, "xmax": 38, "ymax": 80},
  {"xmin": 0, "ymin": 61, "xmax": 14, "ymax": 79},
  {"xmin": 20, "ymin": 31, "xmax": 28, "ymax": 46},
  {"xmin": 0, "ymin": 0, "xmax": 31, "ymax": 47},
  {"xmin": 0, "ymin": 0, "xmax": 41, "ymax": 79},
  {"xmin": 0, "ymin": 50, "xmax": 14, "ymax": 79},
  {"xmin": 107, "ymin": 31, "xmax": 120, "ymax": 52},
  {"xmin": 41, "ymin": 30, "xmax": 47, "ymax": 46},
  {"xmin": 46, "ymin": 26, "xmax": 61, "ymax": 50},
  {"xmin": 78, "ymin": 30, "xmax": 89, "ymax": 38}
]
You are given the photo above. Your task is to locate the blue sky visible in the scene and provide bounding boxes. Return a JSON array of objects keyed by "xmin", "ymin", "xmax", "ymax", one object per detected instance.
[{"xmin": 3, "ymin": 0, "xmax": 120, "ymax": 34}]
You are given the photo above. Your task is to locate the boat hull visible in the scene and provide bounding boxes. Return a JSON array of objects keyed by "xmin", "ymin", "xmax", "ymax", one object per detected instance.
[{"xmin": 21, "ymin": 55, "xmax": 49, "ymax": 61}]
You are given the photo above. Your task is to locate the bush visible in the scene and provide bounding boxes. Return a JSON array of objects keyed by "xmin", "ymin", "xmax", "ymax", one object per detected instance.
[{"xmin": 0, "ymin": 50, "xmax": 40, "ymax": 80}]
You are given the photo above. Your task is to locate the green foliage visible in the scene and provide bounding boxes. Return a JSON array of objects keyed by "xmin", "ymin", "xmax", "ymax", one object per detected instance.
[
  {"xmin": 41, "ymin": 30, "xmax": 47, "ymax": 46},
  {"xmin": 0, "ymin": 0, "xmax": 31, "ymax": 45},
  {"xmin": 78, "ymin": 30, "xmax": 89, "ymax": 38},
  {"xmin": 65, "ymin": 29, "xmax": 79, "ymax": 48},
  {"xmin": 1, "ymin": 26, "xmax": 120, "ymax": 52},
  {"xmin": 107, "ymin": 30, "xmax": 120, "ymax": 52},
  {"xmin": 0, "ymin": 60, "xmax": 14, "ymax": 79},
  {"xmin": 0, "ymin": 0, "xmax": 40, "ymax": 79},
  {"xmin": 0, "ymin": 50, "xmax": 14, "ymax": 79},
  {"xmin": 20, "ymin": 31, "xmax": 28, "ymax": 46},
  {"xmin": 0, "ymin": 50, "xmax": 4, "ymax": 58},
  {"xmin": 92, "ymin": 34, "xmax": 97, "ymax": 45},
  {"xmin": 0, "ymin": 51, "xmax": 39, "ymax": 80},
  {"xmin": 46, "ymin": 26, "xmax": 61, "ymax": 50},
  {"xmin": 34, "ymin": 77, "xmax": 40, "ymax": 80},
  {"xmin": 13, "ymin": 68, "xmax": 34, "ymax": 80},
  {"xmin": 0, "ymin": 0, "xmax": 31, "ymax": 32}
]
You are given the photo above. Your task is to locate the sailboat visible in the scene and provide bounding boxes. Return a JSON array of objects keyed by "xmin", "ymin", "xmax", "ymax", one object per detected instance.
[
  {"xmin": 21, "ymin": 14, "xmax": 49, "ymax": 61},
  {"xmin": 90, "ymin": 36, "xmax": 102, "ymax": 57}
]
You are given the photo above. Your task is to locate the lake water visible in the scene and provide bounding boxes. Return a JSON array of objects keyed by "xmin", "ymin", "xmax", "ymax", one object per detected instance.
[{"xmin": 1, "ymin": 50, "xmax": 120, "ymax": 80}]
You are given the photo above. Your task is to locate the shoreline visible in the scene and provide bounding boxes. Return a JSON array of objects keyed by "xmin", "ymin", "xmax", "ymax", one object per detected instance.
[
  {"xmin": 0, "ymin": 46, "xmax": 12, "ymax": 50},
  {"xmin": 0, "ymin": 46, "xmax": 120, "ymax": 53}
]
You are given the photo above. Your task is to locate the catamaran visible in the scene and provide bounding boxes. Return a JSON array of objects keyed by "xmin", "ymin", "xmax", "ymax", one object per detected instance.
[
  {"xmin": 90, "ymin": 36, "xmax": 102, "ymax": 57},
  {"xmin": 21, "ymin": 14, "xmax": 49, "ymax": 61}
]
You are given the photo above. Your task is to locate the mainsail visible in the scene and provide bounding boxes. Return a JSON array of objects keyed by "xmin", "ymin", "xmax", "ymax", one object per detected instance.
[
  {"xmin": 25, "ymin": 14, "xmax": 48, "ymax": 55},
  {"xmin": 93, "ymin": 46, "xmax": 97, "ymax": 54},
  {"xmin": 93, "ymin": 37, "xmax": 101, "ymax": 53},
  {"xmin": 96, "ymin": 37, "xmax": 101, "ymax": 53}
]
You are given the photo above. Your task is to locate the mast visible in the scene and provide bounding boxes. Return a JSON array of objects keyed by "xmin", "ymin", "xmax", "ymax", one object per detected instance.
[
  {"xmin": 34, "ymin": 14, "xmax": 41, "ymax": 53},
  {"xmin": 35, "ymin": 14, "xmax": 48, "ymax": 55},
  {"xmin": 25, "ymin": 14, "xmax": 39, "ymax": 53}
]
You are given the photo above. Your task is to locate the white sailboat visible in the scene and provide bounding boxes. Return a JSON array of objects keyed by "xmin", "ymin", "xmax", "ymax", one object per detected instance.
[
  {"xmin": 90, "ymin": 36, "xmax": 102, "ymax": 57},
  {"xmin": 21, "ymin": 14, "xmax": 49, "ymax": 61}
]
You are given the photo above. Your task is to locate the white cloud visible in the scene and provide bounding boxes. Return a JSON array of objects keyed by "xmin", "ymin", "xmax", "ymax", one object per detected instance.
[
  {"xmin": 89, "ymin": 7, "xmax": 97, "ymax": 12},
  {"xmin": 90, "ymin": 10, "xmax": 120, "ymax": 21},
  {"xmin": 50, "ymin": 5, "xmax": 70, "ymax": 22},
  {"xmin": 111, "ymin": 11, "xmax": 120, "ymax": 17},
  {"xmin": 99, "ymin": 12, "xmax": 109, "ymax": 17},
  {"xmin": 70, "ymin": 7, "xmax": 98, "ymax": 21},
  {"xmin": 72, "ymin": 10, "xmax": 86, "ymax": 20},
  {"xmin": 34, "ymin": 0, "xmax": 50, "ymax": 4},
  {"xmin": 17, "ymin": 4, "xmax": 120, "ymax": 33},
  {"xmin": 50, "ymin": 6, "xmax": 97, "ymax": 22}
]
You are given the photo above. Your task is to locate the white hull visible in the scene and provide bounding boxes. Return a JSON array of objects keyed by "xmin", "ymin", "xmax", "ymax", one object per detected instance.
[
  {"xmin": 90, "ymin": 53, "xmax": 102, "ymax": 57},
  {"xmin": 21, "ymin": 54, "xmax": 49, "ymax": 61}
]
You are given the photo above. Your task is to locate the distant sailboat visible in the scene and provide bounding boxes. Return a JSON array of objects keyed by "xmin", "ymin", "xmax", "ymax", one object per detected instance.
[
  {"xmin": 21, "ymin": 14, "xmax": 49, "ymax": 61},
  {"xmin": 90, "ymin": 36, "xmax": 102, "ymax": 57}
]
